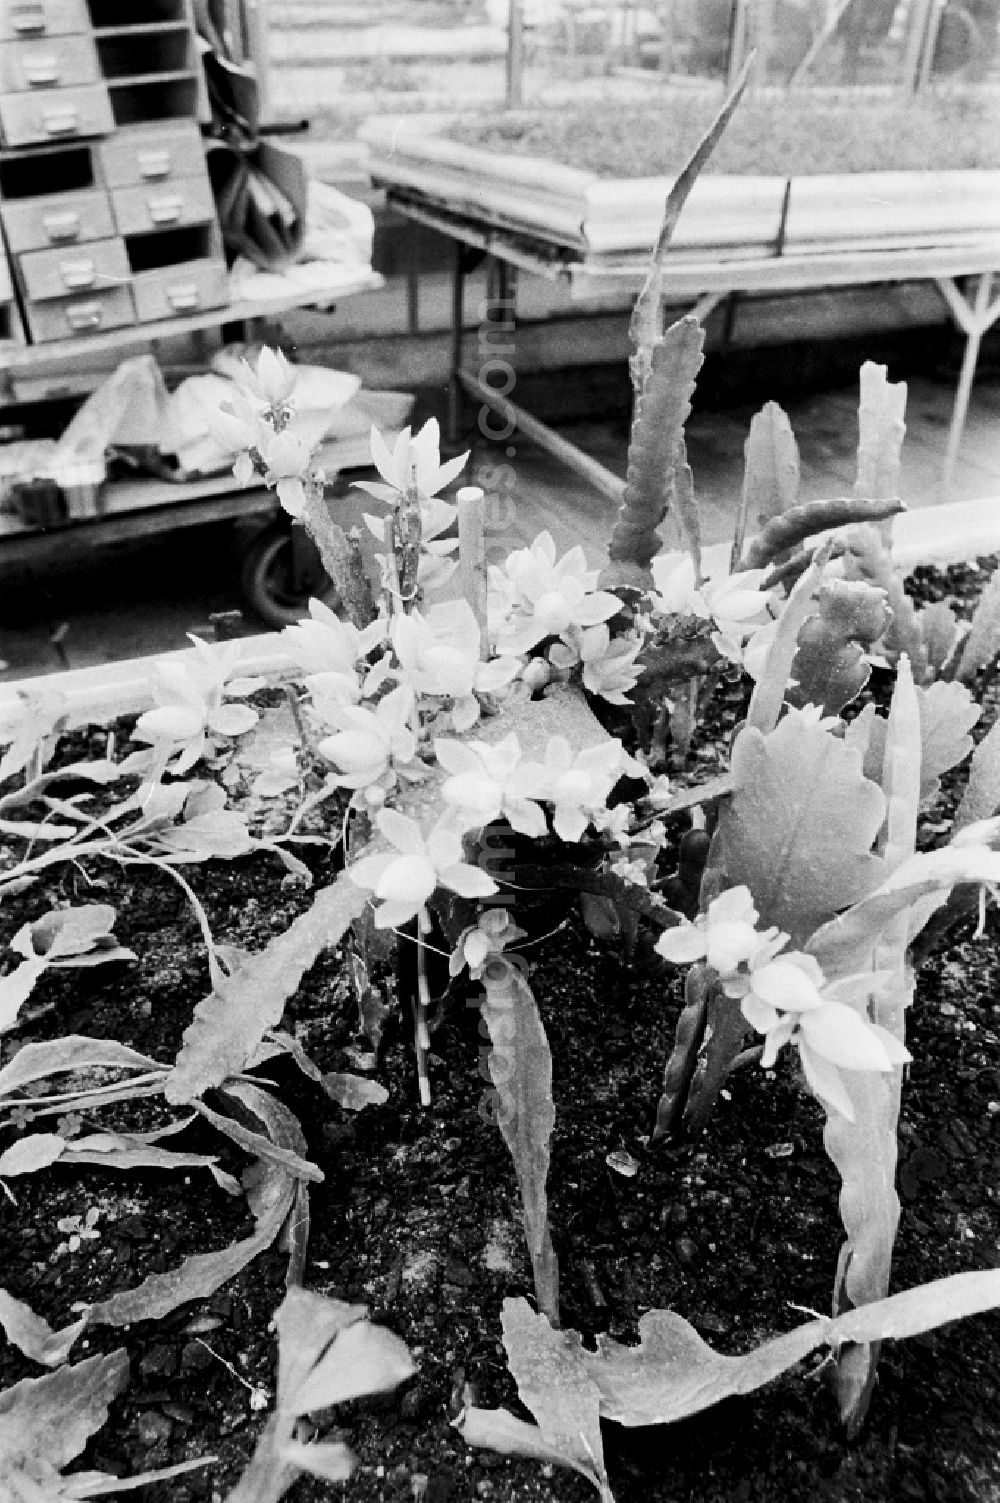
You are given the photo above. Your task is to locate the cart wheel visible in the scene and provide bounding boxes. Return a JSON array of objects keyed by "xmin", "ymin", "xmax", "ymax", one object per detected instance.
[{"xmin": 240, "ymin": 520, "xmax": 340, "ymax": 629}]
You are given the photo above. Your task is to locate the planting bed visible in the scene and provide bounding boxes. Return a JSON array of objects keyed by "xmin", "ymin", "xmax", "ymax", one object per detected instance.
[
  {"xmin": 446, "ymin": 92, "xmax": 1000, "ymax": 179},
  {"xmin": 0, "ymin": 557, "xmax": 998, "ymax": 1503}
]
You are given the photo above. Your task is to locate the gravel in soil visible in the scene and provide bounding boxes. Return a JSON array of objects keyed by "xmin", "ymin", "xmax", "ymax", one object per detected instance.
[{"xmin": 0, "ymin": 559, "xmax": 998, "ymax": 1503}]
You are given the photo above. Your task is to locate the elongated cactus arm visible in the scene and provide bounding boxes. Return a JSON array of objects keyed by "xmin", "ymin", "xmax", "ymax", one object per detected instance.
[{"xmin": 741, "ymin": 495, "xmax": 905, "ymax": 574}]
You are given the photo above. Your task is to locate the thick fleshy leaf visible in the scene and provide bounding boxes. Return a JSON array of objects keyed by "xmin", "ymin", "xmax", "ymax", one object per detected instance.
[
  {"xmin": 0, "ymin": 1349, "xmax": 129, "ymax": 1468},
  {"xmin": 208, "ymin": 702, "xmax": 259, "ymax": 738},
  {"xmin": 715, "ymin": 711, "xmax": 886, "ymax": 946},
  {"xmin": 320, "ymin": 1074, "xmax": 389, "ymax": 1111},
  {"xmin": 483, "ymin": 965, "xmax": 559, "ymax": 1324},
  {"xmin": 277, "ymin": 1441, "xmax": 353, "ymax": 1483},
  {"xmin": 496, "ymin": 1300, "xmax": 609, "ymax": 1495},
  {"xmin": 456, "ymin": 1406, "xmax": 612, "ymax": 1500},
  {"xmin": 744, "ymin": 548, "xmax": 828, "ymax": 734},
  {"xmin": 166, "ymin": 872, "xmax": 367, "ymax": 1103},
  {"xmin": 134, "ymin": 705, "xmax": 204, "ymax": 742},
  {"xmin": 85, "ymin": 1162, "xmax": 295, "ymax": 1328},
  {"xmin": 0, "ymin": 1134, "xmax": 67, "ymax": 1176},
  {"xmin": 0, "ymin": 1289, "xmax": 84, "ymax": 1367},
  {"xmin": 288, "ymin": 1317, "xmax": 415, "ymax": 1415},
  {"xmin": 955, "ymin": 717, "xmax": 1000, "ymax": 833},
  {"xmin": 916, "ymin": 680, "xmax": 979, "ymax": 801},
  {"xmin": 0, "ymin": 958, "xmax": 47, "ymax": 1033},
  {"xmin": 0, "ymin": 1037, "xmax": 159, "ymax": 1099}
]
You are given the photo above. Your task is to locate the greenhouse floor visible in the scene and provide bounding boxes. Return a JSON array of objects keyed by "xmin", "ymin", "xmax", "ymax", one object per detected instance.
[{"xmin": 1, "ymin": 369, "xmax": 999, "ymax": 681}]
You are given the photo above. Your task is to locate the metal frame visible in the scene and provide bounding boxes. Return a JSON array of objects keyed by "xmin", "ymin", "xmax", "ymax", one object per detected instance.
[{"xmin": 406, "ymin": 192, "xmax": 1000, "ymax": 499}]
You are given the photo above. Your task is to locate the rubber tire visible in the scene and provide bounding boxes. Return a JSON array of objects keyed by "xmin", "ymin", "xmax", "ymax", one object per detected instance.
[{"xmin": 239, "ymin": 520, "xmax": 340, "ymax": 629}]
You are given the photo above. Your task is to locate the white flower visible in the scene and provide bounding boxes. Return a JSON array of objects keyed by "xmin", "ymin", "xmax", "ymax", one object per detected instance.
[
  {"xmin": 238, "ymin": 347, "xmax": 297, "ymax": 407},
  {"xmin": 550, "ymin": 624, "xmax": 642, "ymax": 705},
  {"xmin": 490, "ymin": 532, "xmax": 622, "ymax": 655},
  {"xmin": 389, "ymin": 601, "xmax": 520, "ymax": 731},
  {"xmin": 650, "ymin": 552, "xmax": 708, "ymax": 618},
  {"xmin": 133, "ymin": 636, "xmax": 260, "ymax": 774},
  {"xmin": 284, "ymin": 597, "xmax": 384, "ymax": 674},
  {"xmin": 655, "ymin": 885, "xmax": 768, "ymax": 976},
  {"xmin": 260, "ymin": 427, "xmax": 313, "ymax": 517},
  {"xmin": 522, "ymin": 735, "xmax": 628, "ymax": 843},
  {"xmin": 736, "ymin": 951, "xmax": 910, "ymax": 1121},
  {"xmin": 650, "ymin": 551, "xmax": 773, "ymax": 665},
  {"xmin": 355, "ymin": 418, "xmax": 469, "ymax": 504},
  {"xmin": 350, "ymin": 809, "xmax": 497, "ymax": 928},
  {"xmin": 449, "ymin": 906, "xmax": 524, "ymax": 978},
  {"xmin": 317, "ymin": 683, "xmax": 418, "ymax": 796},
  {"xmin": 435, "ymin": 734, "xmax": 547, "ymax": 837}
]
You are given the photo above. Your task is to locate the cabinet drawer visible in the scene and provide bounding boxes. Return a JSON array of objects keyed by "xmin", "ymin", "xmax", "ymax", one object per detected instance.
[
  {"xmin": 0, "ymin": 33, "xmax": 100, "ymax": 90},
  {"xmin": 24, "ymin": 283, "xmax": 135, "ymax": 342},
  {"xmin": 98, "ymin": 120, "xmax": 204, "ymax": 188},
  {"xmin": 131, "ymin": 257, "xmax": 228, "ymax": 323},
  {"xmin": 2, "ymin": 189, "xmax": 115, "ymax": 253},
  {"xmin": 0, "ymin": 83, "xmax": 114, "ymax": 146},
  {"xmin": 18, "ymin": 235, "xmax": 128, "ymax": 300},
  {"xmin": 0, "ymin": 0, "xmax": 90, "ymax": 40},
  {"xmin": 110, "ymin": 173, "xmax": 216, "ymax": 235}
]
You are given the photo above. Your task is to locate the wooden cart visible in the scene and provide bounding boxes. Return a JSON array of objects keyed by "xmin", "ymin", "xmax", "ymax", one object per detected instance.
[{"xmin": 0, "ymin": 268, "xmax": 384, "ymax": 627}]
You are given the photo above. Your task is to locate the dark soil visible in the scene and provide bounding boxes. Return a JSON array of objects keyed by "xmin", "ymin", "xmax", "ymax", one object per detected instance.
[{"xmin": 1, "ymin": 560, "xmax": 999, "ymax": 1503}]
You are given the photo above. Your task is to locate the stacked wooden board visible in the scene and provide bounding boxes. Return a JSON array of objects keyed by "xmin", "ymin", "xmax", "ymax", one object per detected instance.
[{"xmin": 0, "ymin": 0, "xmax": 227, "ymax": 345}]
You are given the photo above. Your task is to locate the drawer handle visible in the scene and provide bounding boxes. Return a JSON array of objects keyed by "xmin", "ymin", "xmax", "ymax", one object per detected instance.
[
  {"xmin": 42, "ymin": 210, "xmax": 81, "ymax": 242},
  {"xmin": 43, "ymin": 106, "xmax": 79, "ymax": 136},
  {"xmin": 137, "ymin": 149, "xmax": 171, "ymax": 180},
  {"xmin": 167, "ymin": 283, "xmax": 200, "ymax": 312},
  {"xmin": 148, "ymin": 194, "xmax": 183, "ymax": 225},
  {"xmin": 25, "ymin": 53, "xmax": 59, "ymax": 85},
  {"xmin": 60, "ymin": 259, "xmax": 96, "ymax": 290},
  {"xmin": 66, "ymin": 302, "xmax": 102, "ymax": 331},
  {"xmin": 11, "ymin": 4, "xmax": 47, "ymax": 34}
]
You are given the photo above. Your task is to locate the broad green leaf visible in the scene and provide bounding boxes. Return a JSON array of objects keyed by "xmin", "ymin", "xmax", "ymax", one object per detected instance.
[
  {"xmin": 28, "ymin": 906, "xmax": 118, "ymax": 960},
  {"xmin": 955, "ymin": 717, "xmax": 1000, "ymax": 832},
  {"xmin": 0, "ymin": 1037, "xmax": 160, "ymax": 1099},
  {"xmin": 786, "ymin": 579, "xmax": 889, "ymax": 717},
  {"xmin": 498, "ymin": 1299, "xmax": 610, "ymax": 1499},
  {"xmin": 716, "ymin": 711, "xmax": 886, "ymax": 946},
  {"xmin": 166, "ymin": 871, "xmax": 368, "ymax": 1104},
  {"xmin": 275, "ymin": 1442, "xmax": 353, "ymax": 1484},
  {"xmin": 957, "ymin": 556, "xmax": 1000, "ymax": 682},
  {"xmin": 195, "ymin": 1099, "xmax": 323, "ymax": 1184},
  {"xmin": 275, "ymin": 1289, "xmax": 368, "ymax": 1408},
  {"xmin": 0, "ymin": 1289, "xmax": 84, "ymax": 1366},
  {"xmin": 227, "ymin": 1290, "xmax": 413, "ymax": 1503},
  {"xmin": 320, "ymin": 1074, "xmax": 389, "ymax": 1112},
  {"xmin": 0, "ymin": 691, "xmax": 67, "ymax": 784},
  {"xmin": 64, "ymin": 1456, "xmax": 217, "ymax": 1495},
  {"xmin": 0, "ymin": 1133, "xmax": 67, "ymax": 1176},
  {"xmin": 482, "ymin": 962, "xmax": 559, "ymax": 1324},
  {"xmin": 573, "ymin": 1267, "xmax": 1000, "ymax": 1430},
  {"xmin": 0, "ymin": 958, "xmax": 46, "ymax": 1035},
  {"xmin": 284, "ymin": 1315, "xmax": 415, "ymax": 1416},
  {"xmin": 455, "ymin": 1406, "xmax": 613, "ymax": 1501},
  {"xmin": 85, "ymin": 1161, "xmax": 295, "ymax": 1328},
  {"xmin": 807, "ymin": 843, "xmax": 1000, "ymax": 978},
  {"xmin": 841, "ymin": 525, "xmax": 929, "ymax": 681},
  {"xmin": 0, "ymin": 1349, "xmax": 129, "ymax": 1469},
  {"xmin": 915, "ymin": 680, "xmax": 980, "ymax": 801},
  {"xmin": 62, "ymin": 1135, "xmax": 234, "ymax": 1186}
]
